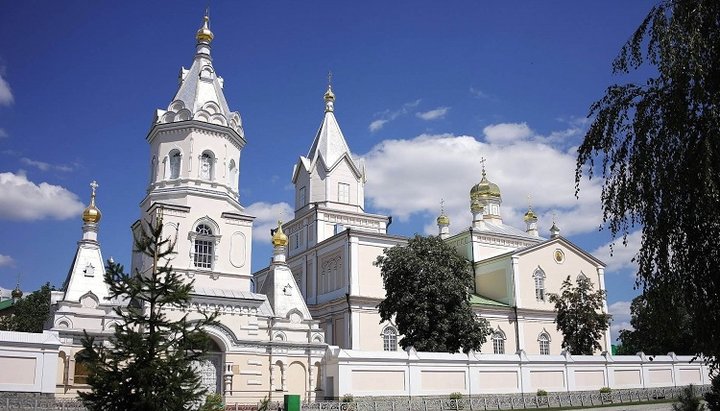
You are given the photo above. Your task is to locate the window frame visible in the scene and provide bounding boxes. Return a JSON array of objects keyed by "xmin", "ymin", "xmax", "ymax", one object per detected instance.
[
  {"xmin": 338, "ymin": 182, "xmax": 350, "ymax": 204},
  {"xmin": 382, "ymin": 326, "xmax": 398, "ymax": 352},
  {"xmin": 533, "ymin": 267, "xmax": 546, "ymax": 301},
  {"xmin": 538, "ymin": 332, "xmax": 551, "ymax": 355}
]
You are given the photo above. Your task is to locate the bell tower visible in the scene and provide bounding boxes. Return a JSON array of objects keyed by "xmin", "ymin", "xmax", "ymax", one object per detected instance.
[{"xmin": 131, "ymin": 12, "xmax": 254, "ymax": 292}]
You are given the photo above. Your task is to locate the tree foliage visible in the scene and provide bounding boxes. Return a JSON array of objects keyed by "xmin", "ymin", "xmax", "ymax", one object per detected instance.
[
  {"xmin": 375, "ymin": 235, "xmax": 491, "ymax": 354},
  {"xmin": 0, "ymin": 283, "xmax": 52, "ymax": 333},
  {"xmin": 617, "ymin": 285, "xmax": 694, "ymax": 355},
  {"xmin": 548, "ymin": 276, "xmax": 610, "ymax": 355},
  {"xmin": 78, "ymin": 217, "xmax": 218, "ymax": 411},
  {"xmin": 705, "ymin": 373, "xmax": 720, "ymax": 411},
  {"xmin": 575, "ymin": 0, "xmax": 720, "ymax": 364}
]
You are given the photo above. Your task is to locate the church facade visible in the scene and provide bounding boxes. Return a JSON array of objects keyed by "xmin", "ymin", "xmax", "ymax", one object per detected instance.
[{"xmin": 0, "ymin": 12, "xmax": 710, "ymax": 403}]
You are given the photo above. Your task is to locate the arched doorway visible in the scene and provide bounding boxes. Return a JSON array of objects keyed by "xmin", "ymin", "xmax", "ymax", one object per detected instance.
[
  {"xmin": 195, "ymin": 338, "xmax": 224, "ymax": 395},
  {"xmin": 287, "ymin": 362, "xmax": 307, "ymax": 399}
]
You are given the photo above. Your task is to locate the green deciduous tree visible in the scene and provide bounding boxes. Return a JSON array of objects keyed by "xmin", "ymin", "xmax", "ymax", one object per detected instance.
[
  {"xmin": 617, "ymin": 285, "xmax": 694, "ymax": 355},
  {"xmin": 548, "ymin": 276, "xmax": 610, "ymax": 355},
  {"xmin": 78, "ymin": 216, "xmax": 218, "ymax": 411},
  {"xmin": 375, "ymin": 235, "xmax": 491, "ymax": 354},
  {"xmin": 0, "ymin": 283, "xmax": 52, "ymax": 333},
  {"xmin": 575, "ymin": 0, "xmax": 720, "ymax": 365}
]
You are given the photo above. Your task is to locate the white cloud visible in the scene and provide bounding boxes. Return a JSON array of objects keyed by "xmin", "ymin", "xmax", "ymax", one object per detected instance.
[
  {"xmin": 360, "ymin": 127, "xmax": 604, "ymax": 237},
  {"xmin": 369, "ymin": 119, "xmax": 389, "ymax": 133},
  {"xmin": 608, "ymin": 300, "xmax": 633, "ymax": 342},
  {"xmin": 592, "ymin": 230, "xmax": 642, "ymax": 274},
  {"xmin": 0, "ymin": 73, "xmax": 13, "ymax": 107},
  {"xmin": 469, "ymin": 87, "xmax": 490, "ymax": 99},
  {"xmin": 368, "ymin": 99, "xmax": 421, "ymax": 132},
  {"xmin": 19, "ymin": 157, "xmax": 74, "ymax": 172},
  {"xmin": 0, "ymin": 171, "xmax": 84, "ymax": 221},
  {"xmin": 483, "ymin": 122, "xmax": 533, "ymax": 144},
  {"xmin": 0, "ymin": 254, "xmax": 14, "ymax": 267},
  {"xmin": 0, "ymin": 129, "xmax": 8, "ymax": 139},
  {"xmin": 416, "ymin": 107, "xmax": 450, "ymax": 121},
  {"xmin": 244, "ymin": 201, "xmax": 294, "ymax": 244}
]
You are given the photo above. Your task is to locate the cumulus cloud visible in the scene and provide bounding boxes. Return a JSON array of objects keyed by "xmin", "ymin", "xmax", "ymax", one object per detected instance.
[
  {"xmin": 0, "ymin": 72, "xmax": 13, "ymax": 107},
  {"xmin": 368, "ymin": 99, "xmax": 421, "ymax": 132},
  {"xmin": 608, "ymin": 300, "xmax": 633, "ymax": 342},
  {"xmin": 360, "ymin": 126, "xmax": 604, "ymax": 237},
  {"xmin": 244, "ymin": 201, "xmax": 294, "ymax": 244},
  {"xmin": 0, "ymin": 254, "xmax": 14, "ymax": 267},
  {"xmin": 0, "ymin": 171, "xmax": 85, "ymax": 221},
  {"xmin": 592, "ymin": 230, "xmax": 643, "ymax": 274},
  {"xmin": 416, "ymin": 107, "xmax": 450, "ymax": 121},
  {"xmin": 483, "ymin": 122, "xmax": 533, "ymax": 144}
]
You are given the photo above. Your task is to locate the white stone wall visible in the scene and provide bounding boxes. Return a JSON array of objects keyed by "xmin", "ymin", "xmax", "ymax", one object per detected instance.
[
  {"xmin": 0, "ymin": 331, "xmax": 61, "ymax": 394},
  {"xmin": 323, "ymin": 348, "xmax": 711, "ymax": 398}
]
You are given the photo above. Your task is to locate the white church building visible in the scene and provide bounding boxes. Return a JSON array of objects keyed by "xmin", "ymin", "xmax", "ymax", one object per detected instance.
[{"xmin": 0, "ymin": 13, "xmax": 710, "ymax": 403}]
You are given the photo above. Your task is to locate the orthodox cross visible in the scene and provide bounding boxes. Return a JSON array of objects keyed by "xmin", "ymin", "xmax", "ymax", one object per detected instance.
[
  {"xmin": 440, "ymin": 198, "xmax": 445, "ymax": 214},
  {"xmin": 327, "ymin": 70, "xmax": 333, "ymax": 88},
  {"xmin": 527, "ymin": 194, "xmax": 533, "ymax": 210},
  {"xmin": 479, "ymin": 157, "xmax": 487, "ymax": 176},
  {"xmin": 90, "ymin": 180, "xmax": 98, "ymax": 198}
]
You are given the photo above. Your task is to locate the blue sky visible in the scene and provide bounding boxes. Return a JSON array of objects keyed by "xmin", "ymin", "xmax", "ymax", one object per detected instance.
[{"xmin": 0, "ymin": 1, "xmax": 656, "ymax": 339}]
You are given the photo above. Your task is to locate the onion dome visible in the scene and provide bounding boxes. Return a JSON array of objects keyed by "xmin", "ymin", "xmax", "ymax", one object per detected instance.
[
  {"xmin": 272, "ymin": 220, "xmax": 288, "ymax": 248},
  {"xmin": 196, "ymin": 13, "xmax": 214, "ymax": 43},
  {"xmin": 437, "ymin": 199, "xmax": 450, "ymax": 225},
  {"xmin": 82, "ymin": 181, "xmax": 102, "ymax": 224},
  {"xmin": 470, "ymin": 169, "xmax": 501, "ymax": 199},
  {"xmin": 523, "ymin": 208, "xmax": 538, "ymax": 222},
  {"xmin": 11, "ymin": 286, "xmax": 22, "ymax": 300},
  {"xmin": 324, "ymin": 85, "xmax": 335, "ymax": 102}
]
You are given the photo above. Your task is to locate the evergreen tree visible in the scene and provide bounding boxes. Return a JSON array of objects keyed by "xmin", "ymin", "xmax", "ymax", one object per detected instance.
[
  {"xmin": 548, "ymin": 276, "xmax": 610, "ymax": 355},
  {"xmin": 575, "ymin": 0, "xmax": 720, "ymax": 365},
  {"xmin": 0, "ymin": 283, "xmax": 52, "ymax": 333},
  {"xmin": 375, "ymin": 235, "xmax": 491, "ymax": 354},
  {"xmin": 78, "ymin": 215, "xmax": 218, "ymax": 411}
]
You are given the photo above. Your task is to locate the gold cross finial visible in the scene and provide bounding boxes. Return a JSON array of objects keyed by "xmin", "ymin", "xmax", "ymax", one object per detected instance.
[
  {"xmin": 479, "ymin": 157, "xmax": 486, "ymax": 177},
  {"xmin": 527, "ymin": 194, "xmax": 533, "ymax": 210},
  {"xmin": 440, "ymin": 198, "xmax": 445, "ymax": 214},
  {"xmin": 90, "ymin": 180, "xmax": 98, "ymax": 197},
  {"xmin": 15, "ymin": 273, "xmax": 21, "ymax": 289},
  {"xmin": 328, "ymin": 70, "xmax": 333, "ymax": 88}
]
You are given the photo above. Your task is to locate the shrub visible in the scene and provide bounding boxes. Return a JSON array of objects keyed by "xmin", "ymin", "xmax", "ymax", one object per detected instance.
[
  {"xmin": 449, "ymin": 392, "xmax": 463, "ymax": 400},
  {"xmin": 673, "ymin": 385, "xmax": 704, "ymax": 411},
  {"xmin": 199, "ymin": 393, "xmax": 224, "ymax": 411},
  {"xmin": 600, "ymin": 387, "xmax": 612, "ymax": 394},
  {"xmin": 536, "ymin": 389, "xmax": 548, "ymax": 397},
  {"xmin": 706, "ymin": 374, "xmax": 720, "ymax": 411},
  {"xmin": 342, "ymin": 394, "xmax": 355, "ymax": 403}
]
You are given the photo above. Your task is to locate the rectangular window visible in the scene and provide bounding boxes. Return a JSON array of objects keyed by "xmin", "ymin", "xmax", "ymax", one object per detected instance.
[
  {"xmin": 539, "ymin": 340, "xmax": 550, "ymax": 355},
  {"xmin": 338, "ymin": 183, "xmax": 350, "ymax": 204},
  {"xmin": 194, "ymin": 239, "xmax": 213, "ymax": 269},
  {"xmin": 299, "ymin": 186, "xmax": 306, "ymax": 207},
  {"xmin": 493, "ymin": 338, "xmax": 505, "ymax": 354}
]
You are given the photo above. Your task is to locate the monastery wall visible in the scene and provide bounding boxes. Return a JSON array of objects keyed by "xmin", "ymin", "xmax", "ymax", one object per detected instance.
[
  {"xmin": 0, "ymin": 331, "xmax": 61, "ymax": 394},
  {"xmin": 323, "ymin": 348, "xmax": 711, "ymax": 398}
]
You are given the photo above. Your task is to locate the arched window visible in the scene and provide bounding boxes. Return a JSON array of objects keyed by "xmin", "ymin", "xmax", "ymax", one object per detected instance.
[
  {"xmin": 193, "ymin": 224, "xmax": 214, "ymax": 269},
  {"xmin": 492, "ymin": 330, "xmax": 506, "ymax": 354},
  {"xmin": 74, "ymin": 351, "xmax": 91, "ymax": 385},
  {"xmin": 533, "ymin": 267, "xmax": 546, "ymax": 301},
  {"xmin": 150, "ymin": 156, "xmax": 157, "ymax": 183},
  {"xmin": 200, "ymin": 151, "xmax": 214, "ymax": 180},
  {"xmin": 169, "ymin": 150, "xmax": 181, "ymax": 179},
  {"xmin": 538, "ymin": 332, "xmax": 551, "ymax": 355},
  {"xmin": 382, "ymin": 326, "xmax": 398, "ymax": 351}
]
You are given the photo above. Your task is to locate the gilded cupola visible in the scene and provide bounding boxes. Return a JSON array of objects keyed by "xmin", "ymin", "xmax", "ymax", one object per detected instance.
[{"xmin": 82, "ymin": 181, "xmax": 102, "ymax": 224}]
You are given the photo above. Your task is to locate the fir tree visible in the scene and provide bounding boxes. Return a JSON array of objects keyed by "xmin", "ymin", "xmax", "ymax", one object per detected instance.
[{"xmin": 78, "ymin": 213, "xmax": 218, "ymax": 411}]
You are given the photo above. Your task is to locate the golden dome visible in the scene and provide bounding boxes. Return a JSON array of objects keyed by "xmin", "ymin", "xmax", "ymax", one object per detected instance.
[
  {"xmin": 523, "ymin": 209, "xmax": 538, "ymax": 222},
  {"xmin": 196, "ymin": 14, "xmax": 214, "ymax": 43},
  {"xmin": 11, "ymin": 286, "xmax": 22, "ymax": 300},
  {"xmin": 82, "ymin": 181, "xmax": 102, "ymax": 224},
  {"xmin": 324, "ymin": 85, "xmax": 335, "ymax": 102},
  {"xmin": 272, "ymin": 220, "xmax": 288, "ymax": 247},
  {"xmin": 470, "ymin": 173, "xmax": 501, "ymax": 199},
  {"xmin": 437, "ymin": 214, "xmax": 450, "ymax": 226}
]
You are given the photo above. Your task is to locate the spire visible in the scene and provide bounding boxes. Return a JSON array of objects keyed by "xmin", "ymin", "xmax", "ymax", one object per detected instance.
[
  {"xmin": 153, "ymin": 10, "xmax": 244, "ymax": 137},
  {"xmin": 306, "ymin": 80, "xmax": 354, "ymax": 169},
  {"xmin": 523, "ymin": 195, "xmax": 539, "ymax": 237},
  {"xmin": 550, "ymin": 213, "xmax": 561, "ymax": 238},
  {"xmin": 437, "ymin": 199, "xmax": 450, "ymax": 239}
]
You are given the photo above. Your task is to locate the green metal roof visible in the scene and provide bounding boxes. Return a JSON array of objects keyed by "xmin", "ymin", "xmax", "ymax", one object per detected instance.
[
  {"xmin": 0, "ymin": 299, "xmax": 14, "ymax": 311},
  {"xmin": 470, "ymin": 294, "xmax": 509, "ymax": 307}
]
